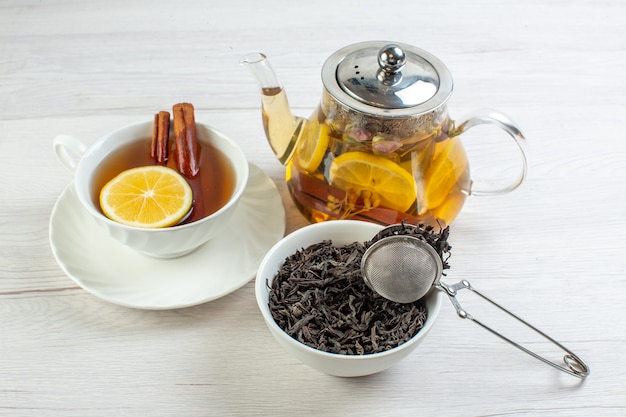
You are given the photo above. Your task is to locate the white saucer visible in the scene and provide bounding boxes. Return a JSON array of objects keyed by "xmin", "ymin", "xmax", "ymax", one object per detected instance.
[{"xmin": 49, "ymin": 163, "xmax": 286, "ymax": 310}]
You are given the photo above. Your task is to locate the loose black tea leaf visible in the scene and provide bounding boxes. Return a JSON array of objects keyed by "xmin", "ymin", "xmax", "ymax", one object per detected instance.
[
  {"xmin": 268, "ymin": 222, "xmax": 451, "ymax": 355},
  {"xmin": 366, "ymin": 221, "xmax": 452, "ymax": 273}
]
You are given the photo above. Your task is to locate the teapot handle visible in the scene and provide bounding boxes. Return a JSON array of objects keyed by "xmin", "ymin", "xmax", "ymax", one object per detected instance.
[{"xmin": 453, "ymin": 109, "xmax": 528, "ymax": 196}]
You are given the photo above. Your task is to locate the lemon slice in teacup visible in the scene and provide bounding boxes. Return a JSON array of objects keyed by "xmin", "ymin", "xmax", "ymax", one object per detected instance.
[{"xmin": 99, "ymin": 165, "xmax": 193, "ymax": 228}]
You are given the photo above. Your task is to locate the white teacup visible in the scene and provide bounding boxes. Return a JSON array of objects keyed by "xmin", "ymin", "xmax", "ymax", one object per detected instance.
[{"xmin": 54, "ymin": 121, "xmax": 249, "ymax": 258}]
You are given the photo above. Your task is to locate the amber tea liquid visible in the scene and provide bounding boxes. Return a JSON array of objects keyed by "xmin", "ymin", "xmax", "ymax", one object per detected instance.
[
  {"xmin": 262, "ymin": 88, "xmax": 471, "ymax": 227},
  {"xmin": 261, "ymin": 87, "xmax": 306, "ymax": 164},
  {"xmin": 92, "ymin": 138, "xmax": 235, "ymax": 225}
]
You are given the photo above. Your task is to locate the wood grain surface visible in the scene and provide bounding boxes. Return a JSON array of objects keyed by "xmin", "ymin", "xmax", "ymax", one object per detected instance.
[{"xmin": 1, "ymin": 0, "xmax": 625, "ymax": 415}]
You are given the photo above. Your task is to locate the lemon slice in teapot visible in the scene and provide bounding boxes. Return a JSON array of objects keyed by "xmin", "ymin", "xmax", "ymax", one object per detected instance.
[
  {"xmin": 329, "ymin": 151, "xmax": 416, "ymax": 212},
  {"xmin": 296, "ymin": 121, "xmax": 330, "ymax": 172},
  {"xmin": 423, "ymin": 138, "xmax": 468, "ymax": 209}
]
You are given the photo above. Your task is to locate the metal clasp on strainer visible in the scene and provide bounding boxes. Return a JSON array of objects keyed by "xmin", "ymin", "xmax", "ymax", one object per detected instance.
[{"xmin": 361, "ymin": 229, "xmax": 590, "ymax": 379}]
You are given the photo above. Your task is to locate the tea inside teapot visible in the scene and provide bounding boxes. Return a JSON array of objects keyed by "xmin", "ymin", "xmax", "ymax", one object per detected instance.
[{"xmin": 285, "ymin": 91, "xmax": 470, "ymax": 226}]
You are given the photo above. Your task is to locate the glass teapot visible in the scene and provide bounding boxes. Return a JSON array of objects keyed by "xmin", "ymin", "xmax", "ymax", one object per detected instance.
[{"xmin": 241, "ymin": 41, "xmax": 527, "ymax": 227}]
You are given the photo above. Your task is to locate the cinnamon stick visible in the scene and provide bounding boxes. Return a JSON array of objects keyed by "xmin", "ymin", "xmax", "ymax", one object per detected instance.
[
  {"xmin": 173, "ymin": 102, "xmax": 203, "ymax": 223},
  {"xmin": 173, "ymin": 103, "xmax": 200, "ymax": 178},
  {"xmin": 151, "ymin": 111, "xmax": 170, "ymax": 165}
]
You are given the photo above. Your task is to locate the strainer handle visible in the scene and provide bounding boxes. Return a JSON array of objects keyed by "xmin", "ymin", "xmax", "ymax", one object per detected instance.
[{"xmin": 437, "ymin": 280, "xmax": 590, "ymax": 379}]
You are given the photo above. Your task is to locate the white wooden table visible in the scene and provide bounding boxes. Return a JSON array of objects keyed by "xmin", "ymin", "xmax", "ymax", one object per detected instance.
[{"xmin": 1, "ymin": 0, "xmax": 625, "ymax": 415}]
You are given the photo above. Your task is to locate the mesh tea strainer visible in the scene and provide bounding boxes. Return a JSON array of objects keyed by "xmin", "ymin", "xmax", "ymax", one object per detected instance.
[{"xmin": 361, "ymin": 224, "xmax": 589, "ymax": 379}]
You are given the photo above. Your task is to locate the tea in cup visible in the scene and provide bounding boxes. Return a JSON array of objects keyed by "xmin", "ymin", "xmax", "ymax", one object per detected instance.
[{"xmin": 53, "ymin": 113, "xmax": 249, "ymax": 258}]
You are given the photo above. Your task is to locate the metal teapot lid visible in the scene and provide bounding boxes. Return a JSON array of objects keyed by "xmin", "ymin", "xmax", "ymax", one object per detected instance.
[{"xmin": 322, "ymin": 41, "xmax": 453, "ymax": 117}]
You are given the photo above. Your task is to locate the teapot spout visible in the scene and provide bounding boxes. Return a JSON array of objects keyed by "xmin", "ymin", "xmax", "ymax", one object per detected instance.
[{"xmin": 240, "ymin": 53, "xmax": 305, "ymax": 165}]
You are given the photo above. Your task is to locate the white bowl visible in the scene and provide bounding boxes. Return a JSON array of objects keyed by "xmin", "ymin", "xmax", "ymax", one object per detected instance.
[{"xmin": 255, "ymin": 220, "xmax": 443, "ymax": 377}]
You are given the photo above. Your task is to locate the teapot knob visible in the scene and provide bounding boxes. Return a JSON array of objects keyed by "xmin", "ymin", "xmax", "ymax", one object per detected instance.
[{"xmin": 378, "ymin": 44, "xmax": 406, "ymax": 74}]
